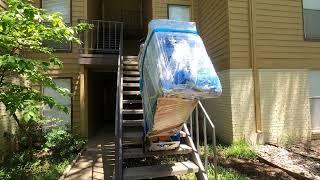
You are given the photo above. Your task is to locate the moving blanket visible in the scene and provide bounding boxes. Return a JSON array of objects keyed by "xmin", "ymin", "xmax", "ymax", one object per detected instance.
[{"xmin": 138, "ymin": 19, "xmax": 222, "ymax": 137}]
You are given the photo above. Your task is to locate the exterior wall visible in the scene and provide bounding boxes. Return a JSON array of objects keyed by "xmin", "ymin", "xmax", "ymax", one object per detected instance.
[
  {"xmin": 255, "ymin": 0, "xmax": 320, "ymax": 69},
  {"xmin": 152, "ymin": 0, "xmax": 196, "ymax": 21},
  {"xmin": 197, "ymin": 0, "xmax": 230, "ymax": 71},
  {"xmin": 0, "ymin": 0, "xmax": 6, "ymax": 10},
  {"xmin": 202, "ymin": 71, "xmax": 233, "ymax": 143},
  {"xmin": 230, "ymin": 69, "xmax": 256, "ymax": 141},
  {"xmin": 228, "ymin": 0, "xmax": 251, "ymax": 69},
  {"xmin": 259, "ymin": 69, "xmax": 311, "ymax": 144},
  {"xmin": 31, "ymin": 0, "xmax": 86, "ymax": 136}
]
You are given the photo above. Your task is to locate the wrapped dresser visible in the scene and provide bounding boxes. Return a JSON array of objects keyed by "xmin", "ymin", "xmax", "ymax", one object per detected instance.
[{"xmin": 138, "ymin": 19, "xmax": 222, "ymax": 151}]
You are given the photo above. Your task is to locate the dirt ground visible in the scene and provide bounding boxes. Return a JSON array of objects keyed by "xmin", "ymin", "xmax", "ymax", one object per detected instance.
[
  {"xmin": 214, "ymin": 140, "xmax": 320, "ymax": 180},
  {"xmin": 215, "ymin": 154, "xmax": 296, "ymax": 180}
]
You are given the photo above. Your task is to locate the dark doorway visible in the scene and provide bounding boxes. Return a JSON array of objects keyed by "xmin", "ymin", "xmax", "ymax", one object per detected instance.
[{"xmin": 88, "ymin": 71, "xmax": 117, "ymax": 137}]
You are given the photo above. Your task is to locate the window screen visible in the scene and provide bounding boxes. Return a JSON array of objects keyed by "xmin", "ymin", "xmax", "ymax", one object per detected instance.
[
  {"xmin": 303, "ymin": 0, "xmax": 320, "ymax": 40},
  {"xmin": 168, "ymin": 5, "xmax": 191, "ymax": 22},
  {"xmin": 43, "ymin": 78, "xmax": 72, "ymax": 128},
  {"xmin": 42, "ymin": 0, "xmax": 71, "ymax": 23}
]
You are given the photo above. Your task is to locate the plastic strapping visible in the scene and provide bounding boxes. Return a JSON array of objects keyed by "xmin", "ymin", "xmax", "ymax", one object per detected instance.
[{"xmin": 140, "ymin": 28, "xmax": 198, "ymax": 90}]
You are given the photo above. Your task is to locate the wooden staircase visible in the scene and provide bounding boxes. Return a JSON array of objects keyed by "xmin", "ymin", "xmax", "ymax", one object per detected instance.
[{"xmin": 118, "ymin": 56, "xmax": 206, "ymax": 180}]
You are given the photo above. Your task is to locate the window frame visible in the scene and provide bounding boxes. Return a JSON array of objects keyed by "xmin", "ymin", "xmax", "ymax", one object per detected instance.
[
  {"xmin": 41, "ymin": 0, "xmax": 73, "ymax": 52},
  {"xmin": 302, "ymin": 0, "xmax": 320, "ymax": 41},
  {"xmin": 167, "ymin": 4, "xmax": 192, "ymax": 22},
  {"xmin": 42, "ymin": 77, "xmax": 73, "ymax": 130}
]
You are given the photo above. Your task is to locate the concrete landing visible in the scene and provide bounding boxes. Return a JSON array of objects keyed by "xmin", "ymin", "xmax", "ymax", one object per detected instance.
[{"xmin": 63, "ymin": 129, "xmax": 115, "ymax": 180}]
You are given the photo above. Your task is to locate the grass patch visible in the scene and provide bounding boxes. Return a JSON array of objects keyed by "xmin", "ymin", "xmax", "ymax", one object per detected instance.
[
  {"xmin": 222, "ymin": 140, "xmax": 257, "ymax": 160},
  {"xmin": 181, "ymin": 164, "xmax": 249, "ymax": 180}
]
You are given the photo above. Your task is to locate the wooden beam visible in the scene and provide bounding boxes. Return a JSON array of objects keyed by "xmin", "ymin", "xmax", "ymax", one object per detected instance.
[{"xmin": 80, "ymin": 65, "xmax": 88, "ymax": 138}]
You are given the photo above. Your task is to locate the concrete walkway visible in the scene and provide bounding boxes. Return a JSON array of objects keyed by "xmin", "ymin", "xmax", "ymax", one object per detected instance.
[{"xmin": 64, "ymin": 128, "xmax": 115, "ymax": 180}]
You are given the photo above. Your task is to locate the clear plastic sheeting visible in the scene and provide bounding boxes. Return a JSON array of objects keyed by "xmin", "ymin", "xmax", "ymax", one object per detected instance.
[{"xmin": 139, "ymin": 19, "xmax": 222, "ymax": 137}]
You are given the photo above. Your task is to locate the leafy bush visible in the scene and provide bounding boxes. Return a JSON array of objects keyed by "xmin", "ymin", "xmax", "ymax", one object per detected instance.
[
  {"xmin": 223, "ymin": 139, "xmax": 257, "ymax": 160},
  {"xmin": 43, "ymin": 128, "xmax": 86, "ymax": 158}
]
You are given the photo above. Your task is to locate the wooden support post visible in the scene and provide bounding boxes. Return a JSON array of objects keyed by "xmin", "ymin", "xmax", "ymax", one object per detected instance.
[{"xmin": 80, "ymin": 65, "xmax": 88, "ymax": 138}]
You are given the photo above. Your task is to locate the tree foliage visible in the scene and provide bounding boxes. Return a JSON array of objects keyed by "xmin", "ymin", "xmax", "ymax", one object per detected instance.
[{"xmin": 0, "ymin": 0, "xmax": 91, "ymax": 146}]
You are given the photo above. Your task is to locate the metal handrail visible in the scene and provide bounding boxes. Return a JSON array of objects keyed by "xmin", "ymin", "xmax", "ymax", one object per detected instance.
[
  {"xmin": 114, "ymin": 23, "xmax": 124, "ymax": 179},
  {"xmin": 78, "ymin": 19, "xmax": 123, "ymax": 53},
  {"xmin": 187, "ymin": 101, "xmax": 218, "ymax": 180}
]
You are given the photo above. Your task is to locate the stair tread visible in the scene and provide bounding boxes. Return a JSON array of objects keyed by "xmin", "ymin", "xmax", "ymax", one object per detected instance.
[
  {"xmin": 123, "ymin": 119, "xmax": 144, "ymax": 127},
  {"xmin": 123, "ymin": 144, "xmax": 192, "ymax": 159},
  {"xmin": 123, "ymin": 61, "xmax": 138, "ymax": 65},
  {"xmin": 123, "ymin": 71, "xmax": 140, "ymax": 76},
  {"xmin": 123, "ymin": 100, "xmax": 142, "ymax": 104},
  {"xmin": 123, "ymin": 83, "xmax": 140, "ymax": 87},
  {"xmin": 123, "ymin": 77, "xmax": 140, "ymax": 81},
  {"xmin": 123, "ymin": 160, "xmax": 199, "ymax": 180},
  {"xmin": 123, "ymin": 91, "xmax": 140, "ymax": 95},
  {"xmin": 123, "ymin": 131, "xmax": 143, "ymax": 138},
  {"xmin": 123, "ymin": 109, "xmax": 143, "ymax": 114},
  {"xmin": 124, "ymin": 66, "xmax": 139, "ymax": 70}
]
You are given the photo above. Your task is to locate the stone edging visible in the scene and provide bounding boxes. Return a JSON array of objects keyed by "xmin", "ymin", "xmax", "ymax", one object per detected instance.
[{"xmin": 58, "ymin": 147, "xmax": 87, "ymax": 180}]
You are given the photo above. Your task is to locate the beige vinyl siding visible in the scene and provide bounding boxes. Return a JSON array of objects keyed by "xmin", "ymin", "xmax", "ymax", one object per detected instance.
[
  {"xmin": 29, "ymin": 0, "xmax": 85, "ymax": 134},
  {"xmin": 0, "ymin": 0, "xmax": 6, "ymax": 10},
  {"xmin": 255, "ymin": 0, "xmax": 320, "ymax": 69},
  {"xmin": 228, "ymin": 0, "xmax": 251, "ymax": 69},
  {"xmin": 197, "ymin": 0, "xmax": 230, "ymax": 71}
]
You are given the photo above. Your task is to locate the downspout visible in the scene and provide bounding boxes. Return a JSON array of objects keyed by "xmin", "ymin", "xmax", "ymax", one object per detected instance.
[{"xmin": 248, "ymin": 0, "xmax": 262, "ymax": 133}]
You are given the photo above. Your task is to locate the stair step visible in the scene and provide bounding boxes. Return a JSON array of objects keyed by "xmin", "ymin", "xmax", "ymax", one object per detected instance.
[
  {"xmin": 123, "ymin": 161, "xmax": 199, "ymax": 180},
  {"xmin": 123, "ymin": 100, "xmax": 142, "ymax": 104},
  {"xmin": 124, "ymin": 71, "xmax": 140, "ymax": 76},
  {"xmin": 123, "ymin": 119, "xmax": 144, "ymax": 127},
  {"xmin": 123, "ymin": 144, "xmax": 192, "ymax": 159},
  {"xmin": 123, "ymin": 83, "xmax": 140, "ymax": 87},
  {"xmin": 123, "ymin": 131, "xmax": 143, "ymax": 138},
  {"xmin": 123, "ymin": 91, "xmax": 140, "ymax": 95},
  {"xmin": 123, "ymin": 109, "xmax": 143, "ymax": 114},
  {"xmin": 123, "ymin": 56, "xmax": 138, "ymax": 60},
  {"xmin": 124, "ymin": 66, "xmax": 139, "ymax": 70},
  {"xmin": 123, "ymin": 61, "xmax": 138, "ymax": 65},
  {"xmin": 123, "ymin": 77, "xmax": 140, "ymax": 81}
]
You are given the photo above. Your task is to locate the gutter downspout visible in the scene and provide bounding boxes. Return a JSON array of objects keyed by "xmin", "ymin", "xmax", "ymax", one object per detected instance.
[{"xmin": 248, "ymin": 0, "xmax": 262, "ymax": 133}]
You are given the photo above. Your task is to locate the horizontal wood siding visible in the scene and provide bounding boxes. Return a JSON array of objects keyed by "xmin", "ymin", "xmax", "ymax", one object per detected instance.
[
  {"xmin": 198, "ymin": 0, "xmax": 230, "ymax": 71},
  {"xmin": 229, "ymin": 0, "xmax": 251, "ymax": 69},
  {"xmin": 0, "ymin": 0, "xmax": 6, "ymax": 10},
  {"xmin": 255, "ymin": 0, "xmax": 320, "ymax": 68},
  {"xmin": 30, "ymin": 0, "xmax": 85, "ymax": 134}
]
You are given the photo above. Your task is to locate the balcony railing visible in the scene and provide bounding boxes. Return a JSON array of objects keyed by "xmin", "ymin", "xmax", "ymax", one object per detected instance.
[{"xmin": 78, "ymin": 19, "xmax": 123, "ymax": 54}]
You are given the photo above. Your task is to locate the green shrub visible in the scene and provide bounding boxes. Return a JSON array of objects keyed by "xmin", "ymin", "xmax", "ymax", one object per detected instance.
[
  {"xmin": 43, "ymin": 128, "xmax": 86, "ymax": 158},
  {"xmin": 223, "ymin": 139, "xmax": 257, "ymax": 160}
]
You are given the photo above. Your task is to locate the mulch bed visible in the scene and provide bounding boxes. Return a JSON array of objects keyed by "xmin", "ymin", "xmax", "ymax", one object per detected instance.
[
  {"xmin": 214, "ymin": 153, "xmax": 296, "ymax": 180},
  {"xmin": 255, "ymin": 144, "xmax": 320, "ymax": 180}
]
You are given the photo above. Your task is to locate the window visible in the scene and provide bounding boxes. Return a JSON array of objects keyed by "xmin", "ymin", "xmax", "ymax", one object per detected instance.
[
  {"xmin": 43, "ymin": 78, "xmax": 72, "ymax": 128},
  {"xmin": 303, "ymin": 0, "xmax": 320, "ymax": 40},
  {"xmin": 309, "ymin": 71, "xmax": 320, "ymax": 130},
  {"xmin": 42, "ymin": 0, "xmax": 72, "ymax": 51},
  {"xmin": 168, "ymin": 5, "xmax": 191, "ymax": 22},
  {"xmin": 42, "ymin": 0, "xmax": 71, "ymax": 23}
]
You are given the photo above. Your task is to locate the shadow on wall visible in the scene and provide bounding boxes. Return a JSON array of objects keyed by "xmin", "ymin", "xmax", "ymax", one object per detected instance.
[
  {"xmin": 229, "ymin": 70, "xmax": 256, "ymax": 144},
  {"xmin": 202, "ymin": 71, "xmax": 233, "ymax": 144},
  {"xmin": 260, "ymin": 70, "xmax": 311, "ymax": 144}
]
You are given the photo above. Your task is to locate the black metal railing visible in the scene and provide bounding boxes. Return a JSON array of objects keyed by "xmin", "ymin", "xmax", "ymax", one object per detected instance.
[
  {"xmin": 114, "ymin": 24, "xmax": 124, "ymax": 179},
  {"xmin": 185, "ymin": 101, "xmax": 218, "ymax": 179},
  {"xmin": 78, "ymin": 19, "xmax": 123, "ymax": 53}
]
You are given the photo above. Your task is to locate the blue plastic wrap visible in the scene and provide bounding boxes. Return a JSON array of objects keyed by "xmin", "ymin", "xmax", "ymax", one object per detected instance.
[{"xmin": 138, "ymin": 19, "xmax": 222, "ymax": 137}]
